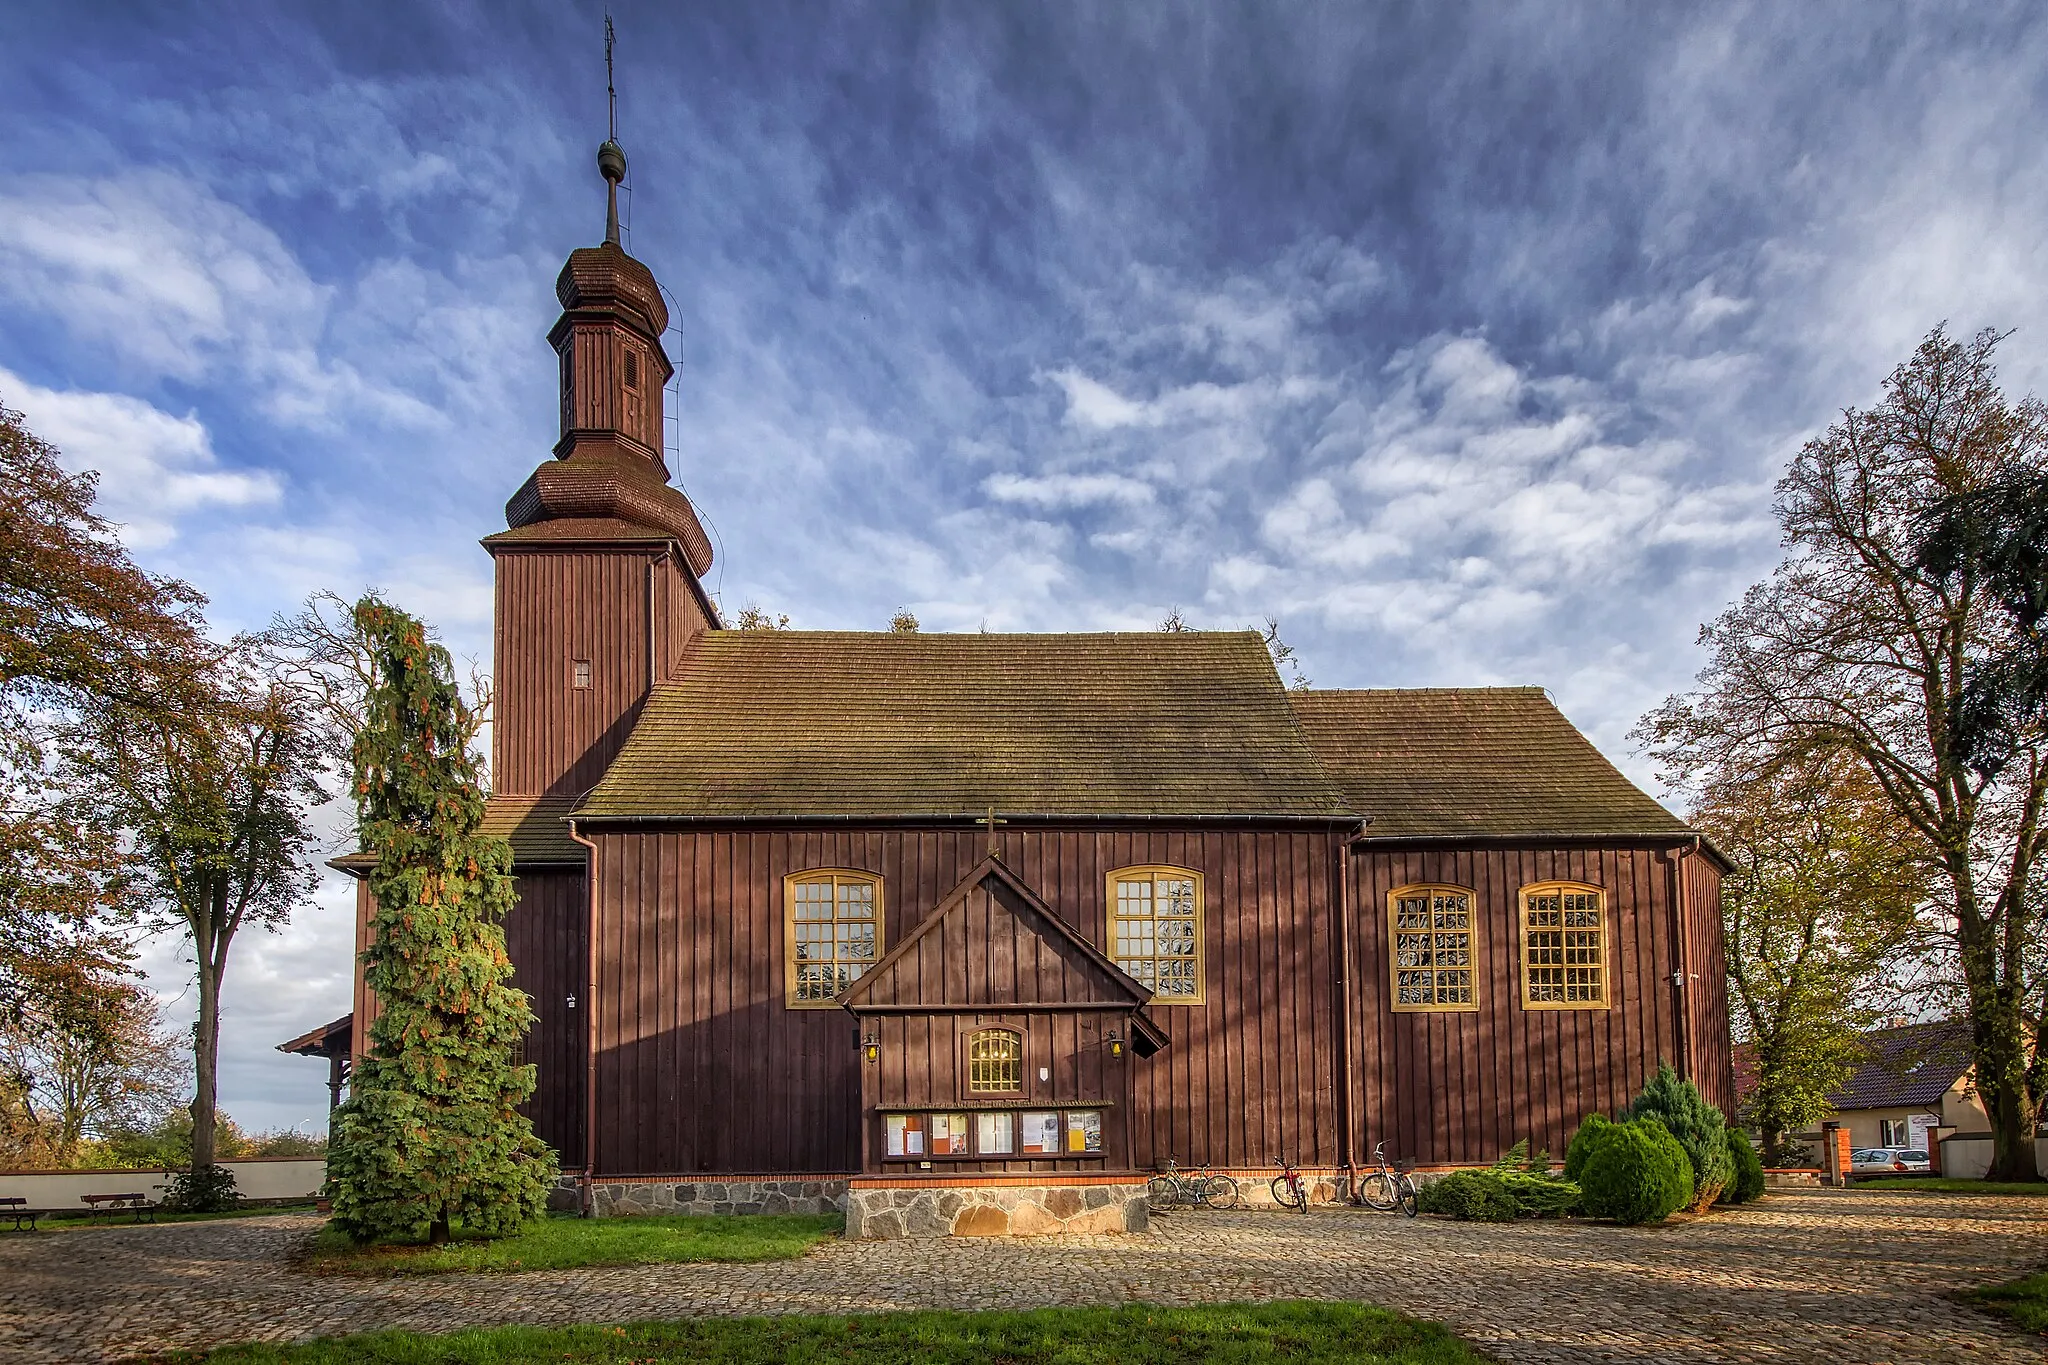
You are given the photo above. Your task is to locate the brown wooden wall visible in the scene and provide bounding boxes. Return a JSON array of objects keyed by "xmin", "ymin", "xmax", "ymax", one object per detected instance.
[
  {"xmin": 584, "ymin": 825, "xmax": 1344, "ymax": 1176},
  {"xmin": 1345, "ymin": 844, "xmax": 1706, "ymax": 1167},
  {"xmin": 490, "ymin": 546, "xmax": 711, "ymax": 798},
  {"xmin": 1682, "ymin": 851, "xmax": 1733, "ymax": 1116},
  {"xmin": 501, "ymin": 869, "xmax": 589, "ymax": 1165},
  {"xmin": 347, "ymin": 869, "xmax": 589, "ymax": 1166},
  {"xmin": 863, "ymin": 1011, "xmax": 1133, "ymax": 1174}
]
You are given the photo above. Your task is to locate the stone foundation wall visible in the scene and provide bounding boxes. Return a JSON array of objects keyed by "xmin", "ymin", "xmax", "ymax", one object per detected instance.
[
  {"xmin": 587, "ymin": 1177, "xmax": 849, "ymax": 1217},
  {"xmin": 846, "ymin": 1181, "xmax": 1149, "ymax": 1239}
]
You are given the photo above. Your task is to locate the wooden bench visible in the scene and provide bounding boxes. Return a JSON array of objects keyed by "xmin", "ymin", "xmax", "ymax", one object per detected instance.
[
  {"xmin": 80, "ymin": 1192, "xmax": 154, "ymax": 1223},
  {"xmin": 1, "ymin": 1196, "xmax": 34, "ymax": 1231}
]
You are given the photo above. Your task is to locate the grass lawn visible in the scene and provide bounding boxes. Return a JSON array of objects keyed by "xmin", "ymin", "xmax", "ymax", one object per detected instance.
[
  {"xmin": 1856, "ymin": 1178, "xmax": 2048, "ymax": 1195},
  {"xmin": 304, "ymin": 1212, "xmax": 843, "ymax": 1275},
  {"xmin": 140, "ymin": 1301, "xmax": 1489, "ymax": 1364},
  {"xmin": 1966, "ymin": 1271, "xmax": 2048, "ymax": 1335},
  {"xmin": 38, "ymin": 1203, "xmax": 321, "ymax": 1229}
]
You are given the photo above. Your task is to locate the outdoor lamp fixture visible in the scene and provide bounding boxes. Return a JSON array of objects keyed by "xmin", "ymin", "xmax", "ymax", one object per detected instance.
[
  {"xmin": 1107, "ymin": 1028, "xmax": 1124, "ymax": 1060},
  {"xmin": 862, "ymin": 1032, "xmax": 880, "ymax": 1064}
]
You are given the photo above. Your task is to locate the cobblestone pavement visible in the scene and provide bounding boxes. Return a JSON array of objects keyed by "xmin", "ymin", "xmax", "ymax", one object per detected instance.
[{"xmin": 1, "ymin": 1190, "xmax": 2043, "ymax": 1363}]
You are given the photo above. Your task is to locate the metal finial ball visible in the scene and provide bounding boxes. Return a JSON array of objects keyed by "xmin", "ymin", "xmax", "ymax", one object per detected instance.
[{"xmin": 597, "ymin": 140, "xmax": 628, "ymax": 185}]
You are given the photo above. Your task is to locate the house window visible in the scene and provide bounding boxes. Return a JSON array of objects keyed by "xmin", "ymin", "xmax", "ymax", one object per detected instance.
[
  {"xmin": 1389, "ymin": 885, "xmax": 1477, "ymax": 1012},
  {"xmin": 1520, "ymin": 882, "xmax": 1608, "ymax": 1009},
  {"xmin": 1108, "ymin": 866, "xmax": 1204, "ymax": 1002},
  {"xmin": 784, "ymin": 870, "xmax": 882, "ymax": 1007},
  {"xmin": 967, "ymin": 1028, "xmax": 1022, "ymax": 1094},
  {"xmin": 572, "ymin": 659, "xmax": 592, "ymax": 690}
]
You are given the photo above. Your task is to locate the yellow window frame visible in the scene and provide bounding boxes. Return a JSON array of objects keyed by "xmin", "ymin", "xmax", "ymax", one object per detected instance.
[
  {"xmin": 1519, "ymin": 881, "xmax": 1610, "ymax": 1010},
  {"xmin": 1388, "ymin": 884, "xmax": 1479, "ymax": 1013},
  {"xmin": 783, "ymin": 868, "xmax": 884, "ymax": 1009},
  {"xmin": 1106, "ymin": 865, "xmax": 1206, "ymax": 1005}
]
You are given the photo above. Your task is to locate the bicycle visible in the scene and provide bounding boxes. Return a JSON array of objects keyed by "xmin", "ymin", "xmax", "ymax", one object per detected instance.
[
  {"xmin": 1146, "ymin": 1158, "xmax": 1242, "ymax": 1212},
  {"xmin": 1351, "ymin": 1141, "xmax": 1419, "ymax": 1217},
  {"xmin": 1269, "ymin": 1154, "xmax": 1311, "ymax": 1212}
]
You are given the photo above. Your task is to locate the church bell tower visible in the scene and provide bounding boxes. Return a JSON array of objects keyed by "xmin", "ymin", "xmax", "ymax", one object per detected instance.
[{"xmin": 484, "ymin": 135, "xmax": 719, "ymax": 802}]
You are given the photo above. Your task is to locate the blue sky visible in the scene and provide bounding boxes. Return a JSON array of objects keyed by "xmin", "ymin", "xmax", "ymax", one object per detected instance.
[{"xmin": 4, "ymin": 2, "xmax": 2046, "ymax": 1134}]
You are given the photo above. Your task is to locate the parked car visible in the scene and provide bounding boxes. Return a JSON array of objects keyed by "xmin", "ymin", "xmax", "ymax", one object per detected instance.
[{"xmin": 1850, "ymin": 1147, "xmax": 1931, "ymax": 1174}]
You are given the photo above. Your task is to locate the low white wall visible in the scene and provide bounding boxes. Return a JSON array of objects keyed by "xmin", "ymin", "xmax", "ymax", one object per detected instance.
[
  {"xmin": 0, "ymin": 1158, "xmax": 325, "ymax": 1211},
  {"xmin": 1932, "ymin": 1136, "xmax": 2047, "ymax": 1181}
]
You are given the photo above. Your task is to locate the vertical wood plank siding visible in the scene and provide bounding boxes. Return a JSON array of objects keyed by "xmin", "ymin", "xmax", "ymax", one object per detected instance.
[
  {"xmin": 501, "ymin": 870, "xmax": 589, "ymax": 1164},
  {"xmin": 587, "ymin": 826, "xmax": 1343, "ymax": 1176},
  {"xmin": 491, "ymin": 548, "xmax": 711, "ymax": 799},
  {"xmin": 1683, "ymin": 852, "xmax": 1733, "ymax": 1115},
  {"xmin": 1346, "ymin": 844, "xmax": 1710, "ymax": 1166}
]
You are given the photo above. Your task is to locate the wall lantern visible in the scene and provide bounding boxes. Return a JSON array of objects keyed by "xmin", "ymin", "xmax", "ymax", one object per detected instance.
[
  {"xmin": 862, "ymin": 1032, "xmax": 880, "ymax": 1064},
  {"xmin": 1107, "ymin": 1029, "xmax": 1124, "ymax": 1060}
]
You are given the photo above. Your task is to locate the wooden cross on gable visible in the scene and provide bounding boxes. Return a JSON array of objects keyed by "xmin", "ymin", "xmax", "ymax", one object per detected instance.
[{"xmin": 980, "ymin": 806, "xmax": 1007, "ymax": 858}]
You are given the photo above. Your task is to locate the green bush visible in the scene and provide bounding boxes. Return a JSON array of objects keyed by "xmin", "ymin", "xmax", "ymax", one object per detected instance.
[
  {"xmin": 1623, "ymin": 1062, "xmax": 1732, "ymax": 1211},
  {"xmin": 1415, "ymin": 1169, "xmax": 1521, "ymax": 1221},
  {"xmin": 158, "ymin": 1162, "xmax": 240, "ymax": 1213},
  {"xmin": 1720, "ymin": 1128, "xmax": 1766, "ymax": 1205},
  {"xmin": 1578, "ymin": 1116, "xmax": 1694, "ymax": 1225},
  {"xmin": 1563, "ymin": 1112, "xmax": 1613, "ymax": 1184},
  {"xmin": 1496, "ymin": 1170, "xmax": 1581, "ymax": 1216}
]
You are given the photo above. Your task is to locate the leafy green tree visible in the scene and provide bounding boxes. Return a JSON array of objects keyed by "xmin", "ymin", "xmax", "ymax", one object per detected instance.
[
  {"xmin": 61, "ymin": 652, "xmax": 322, "ymax": 1176},
  {"xmin": 326, "ymin": 599, "xmax": 555, "ymax": 1243},
  {"xmin": 1678, "ymin": 749, "xmax": 1931, "ymax": 1161},
  {"xmin": 1640, "ymin": 326, "xmax": 2048, "ymax": 1180}
]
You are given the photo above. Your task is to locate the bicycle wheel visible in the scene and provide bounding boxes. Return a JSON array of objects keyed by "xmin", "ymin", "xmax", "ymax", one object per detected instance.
[
  {"xmin": 1395, "ymin": 1174, "xmax": 1419, "ymax": 1218},
  {"xmin": 1201, "ymin": 1174, "xmax": 1242, "ymax": 1209},
  {"xmin": 1146, "ymin": 1175, "xmax": 1181, "ymax": 1212},
  {"xmin": 1270, "ymin": 1174, "xmax": 1305, "ymax": 1211},
  {"xmin": 1355, "ymin": 1171, "xmax": 1397, "ymax": 1211}
]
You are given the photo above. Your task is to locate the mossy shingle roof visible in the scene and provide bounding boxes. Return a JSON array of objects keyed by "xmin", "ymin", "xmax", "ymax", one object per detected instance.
[
  {"xmin": 576, "ymin": 630, "xmax": 1356, "ymax": 820},
  {"xmin": 1288, "ymin": 687, "xmax": 1690, "ymax": 840}
]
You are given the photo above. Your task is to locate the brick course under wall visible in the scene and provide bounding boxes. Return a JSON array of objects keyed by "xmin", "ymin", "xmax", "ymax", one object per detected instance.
[
  {"xmin": 588, "ymin": 1177, "xmax": 849, "ymax": 1217},
  {"xmin": 845, "ymin": 1182, "xmax": 1149, "ymax": 1239}
]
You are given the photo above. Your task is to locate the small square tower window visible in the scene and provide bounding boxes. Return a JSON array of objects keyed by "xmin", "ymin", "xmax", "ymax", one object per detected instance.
[{"xmin": 572, "ymin": 659, "xmax": 592, "ymax": 690}]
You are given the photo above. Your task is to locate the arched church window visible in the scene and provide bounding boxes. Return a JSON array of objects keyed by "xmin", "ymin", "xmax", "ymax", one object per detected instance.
[
  {"xmin": 1107, "ymin": 866, "xmax": 1204, "ymax": 1003},
  {"xmin": 965, "ymin": 1028, "xmax": 1022, "ymax": 1094},
  {"xmin": 1520, "ymin": 882, "xmax": 1609, "ymax": 1009},
  {"xmin": 783, "ymin": 870, "xmax": 882, "ymax": 1008},
  {"xmin": 1389, "ymin": 884, "xmax": 1478, "ymax": 1012}
]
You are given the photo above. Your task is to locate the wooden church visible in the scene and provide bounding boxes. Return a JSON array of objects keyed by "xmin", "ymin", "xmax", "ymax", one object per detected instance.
[{"xmin": 328, "ymin": 138, "xmax": 1733, "ymax": 1237}]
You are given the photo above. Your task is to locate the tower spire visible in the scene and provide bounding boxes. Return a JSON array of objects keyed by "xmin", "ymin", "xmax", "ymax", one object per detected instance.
[{"xmin": 598, "ymin": 14, "xmax": 625, "ymax": 246}]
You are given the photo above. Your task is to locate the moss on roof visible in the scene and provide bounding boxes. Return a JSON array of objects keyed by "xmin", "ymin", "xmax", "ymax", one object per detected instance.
[
  {"xmin": 481, "ymin": 795, "xmax": 586, "ymax": 863},
  {"xmin": 576, "ymin": 630, "xmax": 1357, "ymax": 820},
  {"xmin": 1288, "ymin": 687, "xmax": 1690, "ymax": 840}
]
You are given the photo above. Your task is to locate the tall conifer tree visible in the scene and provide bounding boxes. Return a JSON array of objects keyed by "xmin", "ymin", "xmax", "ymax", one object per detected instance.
[{"xmin": 326, "ymin": 599, "xmax": 555, "ymax": 1242}]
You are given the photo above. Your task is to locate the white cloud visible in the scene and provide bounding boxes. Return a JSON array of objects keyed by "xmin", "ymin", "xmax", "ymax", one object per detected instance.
[
  {"xmin": 0, "ymin": 368, "xmax": 281, "ymax": 549},
  {"xmin": 984, "ymin": 469, "xmax": 1155, "ymax": 509}
]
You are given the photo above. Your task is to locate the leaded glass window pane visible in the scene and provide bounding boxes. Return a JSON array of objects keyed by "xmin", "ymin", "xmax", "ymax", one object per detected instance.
[
  {"xmin": 788, "ymin": 872, "xmax": 882, "ymax": 1004},
  {"xmin": 1524, "ymin": 886, "xmax": 1606, "ymax": 1006},
  {"xmin": 1111, "ymin": 869, "xmax": 1202, "ymax": 1001},
  {"xmin": 1391, "ymin": 888, "xmax": 1475, "ymax": 1008}
]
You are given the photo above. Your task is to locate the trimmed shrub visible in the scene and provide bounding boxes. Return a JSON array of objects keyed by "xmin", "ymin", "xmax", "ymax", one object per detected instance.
[
  {"xmin": 1415, "ymin": 1170, "xmax": 1521, "ymax": 1221},
  {"xmin": 1578, "ymin": 1116, "xmax": 1694, "ymax": 1225},
  {"xmin": 1623, "ymin": 1062, "xmax": 1732, "ymax": 1211},
  {"xmin": 1563, "ymin": 1113, "xmax": 1613, "ymax": 1184},
  {"xmin": 1496, "ymin": 1170, "xmax": 1582, "ymax": 1216},
  {"xmin": 1720, "ymin": 1128, "xmax": 1766, "ymax": 1205}
]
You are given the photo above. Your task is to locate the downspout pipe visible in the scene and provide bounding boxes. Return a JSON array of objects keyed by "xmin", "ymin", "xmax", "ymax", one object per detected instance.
[
  {"xmin": 1334, "ymin": 818, "xmax": 1371, "ymax": 1192},
  {"xmin": 568, "ymin": 818, "xmax": 601, "ymax": 1217}
]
